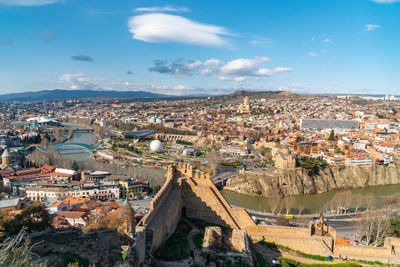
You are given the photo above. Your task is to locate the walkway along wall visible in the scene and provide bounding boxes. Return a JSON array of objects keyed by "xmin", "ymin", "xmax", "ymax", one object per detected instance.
[{"xmin": 135, "ymin": 164, "xmax": 400, "ymax": 265}]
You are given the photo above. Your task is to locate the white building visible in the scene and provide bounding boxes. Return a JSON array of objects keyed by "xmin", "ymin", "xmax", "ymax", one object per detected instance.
[{"xmin": 346, "ymin": 155, "xmax": 372, "ymax": 166}]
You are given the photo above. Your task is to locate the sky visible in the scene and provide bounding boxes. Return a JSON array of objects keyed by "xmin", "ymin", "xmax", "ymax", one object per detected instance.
[{"xmin": 0, "ymin": 0, "xmax": 400, "ymax": 96}]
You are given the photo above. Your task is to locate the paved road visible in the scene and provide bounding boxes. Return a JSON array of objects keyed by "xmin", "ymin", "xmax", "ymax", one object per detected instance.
[
  {"xmin": 248, "ymin": 211, "xmax": 359, "ymax": 239},
  {"xmin": 211, "ymin": 166, "xmax": 240, "ymax": 184}
]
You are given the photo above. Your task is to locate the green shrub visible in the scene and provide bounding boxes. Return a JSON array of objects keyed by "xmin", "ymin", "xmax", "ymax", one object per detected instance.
[
  {"xmin": 176, "ymin": 140, "xmax": 193, "ymax": 146},
  {"xmin": 255, "ymin": 252, "xmax": 270, "ymax": 267},
  {"xmin": 257, "ymin": 240, "xmax": 278, "ymax": 249},
  {"xmin": 56, "ymin": 251, "xmax": 90, "ymax": 267},
  {"xmin": 277, "ymin": 257, "xmax": 360, "ymax": 267},
  {"xmin": 193, "ymin": 233, "xmax": 203, "ymax": 249},
  {"xmin": 297, "ymin": 252, "xmax": 332, "ymax": 261},
  {"xmin": 154, "ymin": 220, "xmax": 192, "ymax": 261}
]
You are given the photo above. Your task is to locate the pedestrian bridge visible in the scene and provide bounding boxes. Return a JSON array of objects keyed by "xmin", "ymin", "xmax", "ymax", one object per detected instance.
[{"xmin": 42, "ymin": 143, "xmax": 101, "ymax": 152}]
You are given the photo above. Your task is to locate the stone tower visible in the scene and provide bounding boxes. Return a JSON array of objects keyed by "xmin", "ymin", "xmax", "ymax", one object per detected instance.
[{"xmin": 1, "ymin": 147, "xmax": 11, "ymax": 166}]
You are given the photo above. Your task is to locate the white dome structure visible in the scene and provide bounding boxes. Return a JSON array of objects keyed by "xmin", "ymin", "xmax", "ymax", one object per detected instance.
[{"xmin": 150, "ymin": 140, "xmax": 163, "ymax": 152}]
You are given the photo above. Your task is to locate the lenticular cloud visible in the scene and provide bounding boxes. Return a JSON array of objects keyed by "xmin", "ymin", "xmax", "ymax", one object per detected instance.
[{"xmin": 128, "ymin": 13, "xmax": 229, "ymax": 47}]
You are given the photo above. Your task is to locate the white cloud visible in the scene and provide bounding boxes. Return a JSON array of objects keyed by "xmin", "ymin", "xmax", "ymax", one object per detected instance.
[
  {"xmin": 173, "ymin": 84, "xmax": 195, "ymax": 90},
  {"xmin": 59, "ymin": 73, "xmax": 104, "ymax": 90},
  {"xmin": 149, "ymin": 59, "xmax": 203, "ymax": 75},
  {"xmin": 370, "ymin": 0, "xmax": 400, "ymax": 3},
  {"xmin": 148, "ymin": 56, "xmax": 291, "ymax": 84},
  {"xmin": 234, "ymin": 77, "xmax": 246, "ymax": 82},
  {"xmin": 135, "ymin": 5, "xmax": 189, "ymax": 13},
  {"xmin": 219, "ymin": 57, "xmax": 270, "ymax": 76},
  {"xmin": 249, "ymin": 37, "xmax": 273, "ymax": 47},
  {"xmin": 0, "ymin": 0, "xmax": 61, "ymax": 6},
  {"xmin": 365, "ymin": 24, "xmax": 381, "ymax": 31},
  {"xmin": 128, "ymin": 13, "xmax": 230, "ymax": 47},
  {"xmin": 308, "ymin": 52, "xmax": 318, "ymax": 57},
  {"xmin": 322, "ymin": 38, "xmax": 333, "ymax": 44},
  {"xmin": 201, "ymin": 56, "xmax": 291, "ymax": 82}
]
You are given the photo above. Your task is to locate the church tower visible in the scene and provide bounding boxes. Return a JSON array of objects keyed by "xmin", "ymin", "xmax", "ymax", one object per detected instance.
[{"xmin": 2, "ymin": 147, "xmax": 11, "ymax": 166}]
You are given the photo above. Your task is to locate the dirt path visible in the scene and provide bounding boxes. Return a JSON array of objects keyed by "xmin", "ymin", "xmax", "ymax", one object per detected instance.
[{"xmin": 158, "ymin": 219, "xmax": 213, "ymax": 267}]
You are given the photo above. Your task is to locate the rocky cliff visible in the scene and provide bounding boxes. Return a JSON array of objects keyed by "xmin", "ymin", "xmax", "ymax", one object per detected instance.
[{"xmin": 225, "ymin": 165, "xmax": 400, "ymax": 197}]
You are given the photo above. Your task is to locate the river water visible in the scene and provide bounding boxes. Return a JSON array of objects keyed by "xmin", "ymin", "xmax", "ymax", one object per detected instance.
[
  {"xmin": 58, "ymin": 127, "xmax": 166, "ymax": 179},
  {"xmin": 59, "ymin": 128, "xmax": 400, "ymax": 212},
  {"xmin": 222, "ymin": 184, "xmax": 400, "ymax": 214},
  {"xmin": 58, "ymin": 131, "xmax": 94, "ymax": 163}
]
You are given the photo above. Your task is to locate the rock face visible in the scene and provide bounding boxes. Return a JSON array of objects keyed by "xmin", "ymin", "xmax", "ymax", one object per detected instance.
[
  {"xmin": 225, "ymin": 165, "xmax": 400, "ymax": 197},
  {"xmin": 27, "ymin": 229, "xmax": 122, "ymax": 266}
]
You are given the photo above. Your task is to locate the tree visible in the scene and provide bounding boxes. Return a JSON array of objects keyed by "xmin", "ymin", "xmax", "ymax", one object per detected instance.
[
  {"xmin": 284, "ymin": 196, "xmax": 297, "ymax": 215},
  {"xmin": 354, "ymin": 211, "xmax": 393, "ymax": 247},
  {"xmin": 2, "ymin": 203, "xmax": 51, "ymax": 236},
  {"xmin": 71, "ymin": 161, "xmax": 79, "ymax": 171},
  {"xmin": 365, "ymin": 193, "xmax": 376, "ymax": 210},
  {"xmin": 297, "ymin": 205, "xmax": 304, "ymax": 215},
  {"xmin": 0, "ymin": 228, "xmax": 36, "ymax": 266},
  {"xmin": 328, "ymin": 129, "xmax": 335, "ymax": 141},
  {"xmin": 267, "ymin": 190, "xmax": 281, "ymax": 214},
  {"xmin": 353, "ymin": 193, "xmax": 364, "ymax": 213}
]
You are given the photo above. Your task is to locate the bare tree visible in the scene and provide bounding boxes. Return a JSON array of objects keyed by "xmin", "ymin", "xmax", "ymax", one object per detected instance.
[
  {"xmin": 284, "ymin": 196, "xmax": 297, "ymax": 215},
  {"xmin": 382, "ymin": 193, "xmax": 400, "ymax": 217},
  {"xmin": 297, "ymin": 204, "xmax": 304, "ymax": 215},
  {"xmin": 353, "ymin": 193, "xmax": 364, "ymax": 213},
  {"xmin": 267, "ymin": 190, "xmax": 281, "ymax": 214},
  {"xmin": 365, "ymin": 193, "xmax": 376, "ymax": 210},
  {"xmin": 328, "ymin": 191, "xmax": 354, "ymax": 214},
  {"xmin": 341, "ymin": 191, "xmax": 354, "ymax": 214},
  {"xmin": 354, "ymin": 211, "xmax": 393, "ymax": 247}
]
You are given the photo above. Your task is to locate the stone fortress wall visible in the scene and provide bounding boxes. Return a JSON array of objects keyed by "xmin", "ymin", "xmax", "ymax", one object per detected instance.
[{"xmin": 135, "ymin": 163, "xmax": 400, "ymax": 265}]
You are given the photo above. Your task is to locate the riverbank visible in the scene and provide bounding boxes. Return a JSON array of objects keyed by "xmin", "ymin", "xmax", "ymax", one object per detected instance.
[
  {"xmin": 222, "ymin": 182, "xmax": 400, "ymax": 214},
  {"xmin": 225, "ymin": 164, "xmax": 400, "ymax": 197}
]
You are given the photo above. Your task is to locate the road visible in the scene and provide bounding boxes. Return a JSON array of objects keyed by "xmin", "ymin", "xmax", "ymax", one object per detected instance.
[
  {"xmin": 210, "ymin": 166, "xmax": 240, "ymax": 184},
  {"xmin": 248, "ymin": 211, "xmax": 359, "ymax": 239}
]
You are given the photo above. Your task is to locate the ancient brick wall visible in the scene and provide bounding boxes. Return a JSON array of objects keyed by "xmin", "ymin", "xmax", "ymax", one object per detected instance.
[
  {"xmin": 135, "ymin": 163, "xmax": 400, "ymax": 265},
  {"xmin": 335, "ymin": 244, "xmax": 398, "ymax": 263}
]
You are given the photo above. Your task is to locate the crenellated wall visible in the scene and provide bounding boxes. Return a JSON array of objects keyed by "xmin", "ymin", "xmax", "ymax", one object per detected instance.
[{"xmin": 135, "ymin": 163, "xmax": 400, "ymax": 265}]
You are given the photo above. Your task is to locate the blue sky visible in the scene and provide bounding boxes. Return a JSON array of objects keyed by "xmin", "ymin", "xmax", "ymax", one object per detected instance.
[{"xmin": 0, "ymin": 0, "xmax": 399, "ymax": 96}]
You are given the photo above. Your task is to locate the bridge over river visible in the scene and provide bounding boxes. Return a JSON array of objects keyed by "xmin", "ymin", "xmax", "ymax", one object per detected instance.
[{"xmin": 41, "ymin": 142, "xmax": 101, "ymax": 152}]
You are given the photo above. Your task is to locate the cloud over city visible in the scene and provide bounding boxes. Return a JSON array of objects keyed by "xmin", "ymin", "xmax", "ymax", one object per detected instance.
[
  {"xmin": 71, "ymin": 55, "xmax": 94, "ymax": 62},
  {"xmin": 149, "ymin": 56, "xmax": 292, "ymax": 83},
  {"xmin": 134, "ymin": 6, "xmax": 189, "ymax": 13},
  {"xmin": 365, "ymin": 24, "xmax": 381, "ymax": 31},
  {"xmin": 0, "ymin": 0, "xmax": 61, "ymax": 6},
  {"xmin": 128, "ymin": 13, "xmax": 230, "ymax": 47}
]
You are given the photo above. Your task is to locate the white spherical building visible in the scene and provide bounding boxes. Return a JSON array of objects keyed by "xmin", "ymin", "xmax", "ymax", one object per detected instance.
[{"xmin": 150, "ymin": 140, "xmax": 163, "ymax": 152}]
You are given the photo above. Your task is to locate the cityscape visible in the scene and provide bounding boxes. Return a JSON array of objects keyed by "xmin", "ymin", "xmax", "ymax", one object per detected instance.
[{"xmin": 1, "ymin": 1, "xmax": 400, "ymax": 267}]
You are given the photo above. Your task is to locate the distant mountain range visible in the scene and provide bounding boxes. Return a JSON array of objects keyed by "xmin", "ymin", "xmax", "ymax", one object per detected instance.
[
  {"xmin": 0, "ymin": 89, "xmax": 169, "ymax": 102},
  {"xmin": 0, "ymin": 89, "xmax": 310, "ymax": 102}
]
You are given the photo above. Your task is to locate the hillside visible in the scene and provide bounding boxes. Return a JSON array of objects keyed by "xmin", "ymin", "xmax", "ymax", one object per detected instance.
[
  {"xmin": 0, "ymin": 89, "xmax": 169, "ymax": 102},
  {"xmin": 211, "ymin": 90, "xmax": 312, "ymax": 104}
]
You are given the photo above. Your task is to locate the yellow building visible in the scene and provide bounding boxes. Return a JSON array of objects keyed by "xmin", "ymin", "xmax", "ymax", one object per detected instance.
[
  {"xmin": 119, "ymin": 180, "xmax": 146, "ymax": 199},
  {"xmin": 237, "ymin": 96, "xmax": 251, "ymax": 114}
]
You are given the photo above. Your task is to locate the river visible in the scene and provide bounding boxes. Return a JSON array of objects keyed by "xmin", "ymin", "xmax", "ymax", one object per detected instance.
[
  {"xmin": 59, "ymin": 128, "xmax": 400, "ymax": 212},
  {"xmin": 58, "ymin": 130, "xmax": 94, "ymax": 163},
  {"xmin": 58, "ymin": 127, "xmax": 166, "ymax": 179},
  {"xmin": 221, "ymin": 184, "xmax": 400, "ymax": 214}
]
